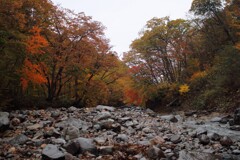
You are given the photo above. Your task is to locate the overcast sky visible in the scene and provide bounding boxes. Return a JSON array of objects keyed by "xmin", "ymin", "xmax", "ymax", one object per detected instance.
[{"xmin": 51, "ymin": 0, "xmax": 193, "ymax": 56}]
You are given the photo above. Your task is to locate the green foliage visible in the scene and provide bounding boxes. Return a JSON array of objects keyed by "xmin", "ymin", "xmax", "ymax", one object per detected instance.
[
  {"xmin": 190, "ymin": 0, "xmax": 222, "ymax": 16},
  {"xmin": 210, "ymin": 46, "xmax": 240, "ymax": 89}
]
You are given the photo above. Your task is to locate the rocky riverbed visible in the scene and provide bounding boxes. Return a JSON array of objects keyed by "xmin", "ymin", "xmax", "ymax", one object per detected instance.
[{"xmin": 0, "ymin": 105, "xmax": 240, "ymax": 160}]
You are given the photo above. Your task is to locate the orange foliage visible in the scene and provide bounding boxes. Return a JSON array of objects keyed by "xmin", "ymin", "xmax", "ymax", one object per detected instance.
[
  {"xmin": 124, "ymin": 88, "xmax": 143, "ymax": 106},
  {"xmin": 21, "ymin": 26, "xmax": 48, "ymax": 90},
  {"xmin": 26, "ymin": 26, "xmax": 48, "ymax": 55},
  {"xmin": 21, "ymin": 59, "xmax": 47, "ymax": 90}
]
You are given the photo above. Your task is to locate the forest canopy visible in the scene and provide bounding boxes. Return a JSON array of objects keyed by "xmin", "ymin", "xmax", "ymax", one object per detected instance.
[{"xmin": 0, "ymin": 0, "xmax": 239, "ymax": 111}]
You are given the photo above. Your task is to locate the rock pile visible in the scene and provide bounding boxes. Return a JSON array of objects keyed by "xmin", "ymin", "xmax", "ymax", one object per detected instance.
[{"xmin": 0, "ymin": 105, "xmax": 240, "ymax": 159}]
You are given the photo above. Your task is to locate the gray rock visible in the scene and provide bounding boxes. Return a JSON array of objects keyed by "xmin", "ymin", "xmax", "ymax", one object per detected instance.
[
  {"xmin": 0, "ymin": 112, "xmax": 9, "ymax": 132},
  {"xmin": 42, "ymin": 144, "xmax": 65, "ymax": 160},
  {"xmin": 230, "ymin": 125, "xmax": 240, "ymax": 131},
  {"xmin": 51, "ymin": 111, "xmax": 60, "ymax": 118},
  {"xmin": 170, "ymin": 135, "xmax": 182, "ymax": 144},
  {"xmin": 97, "ymin": 111, "xmax": 111, "ymax": 121},
  {"xmin": 63, "ymin": 125, "xmax": 79, "ymax": 140},
  {"xmin": 160, "ymin": 115, "xmax": 176, "ymax": 122},
  {"xmin": 220, "ymin": 115, "xmax": 232, "ymax": 124},
  {"xmin": 75, "ymin": 137, "xmax": 97, "ymax": 154},
  {"xmin": 178, "ymin": 150, "xmax": 221, "ymax": 160},
  {"xmin": 147, "ymin": 146, "xmax": 165, "ymax": 159},
  {"xmin": 199, "ymin": 134, "xmax": 210, "ymax": 145},
  {"xmin": 116, "ymin": 134, "xmax": 129, "ymax": 142},
  {"xmin": 9, "ymin": 134, "xmax": 28, "ymax": 145},
  {"xmin": 125, "ymin": 121, "xmax": 134, "ymax": 127},
  {"xmin": 64, "ymin": 153, "xmax": 79, "ymax": 160},
  {"xmin": 55, "ymin": 118, "xmax": 88, "ymax": 130},
  {"xmin": 99, "ymin": 119, "xmax": 114, "ymax": 129},
  {"xmin": 207, "ymin": 132, "xmax": 220, "ymax": 141},
  {"xmin": 169, "ymin": 116, "xmax": 178, "ymax": 123},
  {"xmin": 96, "ymin": 105, "xmax": 115, "ymax": 112},
  {"xmin": 232, "ymin": 149, "xmax": 240, "ymax": 155},
  {"xmin": 185, "ymin": 111, "xmax": 197, "ymax": 117},
  {"xmin": 94, "ymin": 137, "xmax": 106, "ymax": 145},
  {"xmin": 27, "ymin": 123, "xmax": 43, "ymax": 130},
  {"xmin": 99, "ymin": 146, "xmax": 114, "ymax": 155},
  {"xmin": 210, "ymin": 117, "xmax": 222, "ymax": 122},
  {"xmin": 68, "ymin": 106, "xmax": 77, "ymax": 112},
  {"xmin": 195, "ymin": 127, "xmax": 207, "ymax": 136},
  {"xmin": 10, "ymin": 117, "xmax": 21, "ymax": 126},
  {"xmin": 119, "ymin": 117, "xmax": 131, "ymax": 122},
  {"xmin": 64, "ymin": 141, "xmax": 80, "ymax": 155},
  {"xmin": 52, "ymin": 138, "xmax": 66, "ymax": 145},
  {"xmin": 220, "ymin": 136, "xmax": 233, "ymax": 146},
  {"xmin": 234, "ymin": 108, "xmax": 240, "ymax": 125},
  {"xmin": 229, "ymin": 119, "xmax": 235, "ymax": 126},
  {"xmin": 138, "ymin": 140, "xmax": 151, "ymax": 146}
]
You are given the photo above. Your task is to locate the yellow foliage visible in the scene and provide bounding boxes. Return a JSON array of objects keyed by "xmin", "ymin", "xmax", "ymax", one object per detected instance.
[
  {"xmin": 236, "ymin": 42, "xmax": 240, "ymax": 50},
  {"xmin": 179, "ymin": 84, "xmax": 190, "ymax": 94},
  {"xmin": 190, "ymin": 71, "xmax": 207, "ymax": 81}
]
